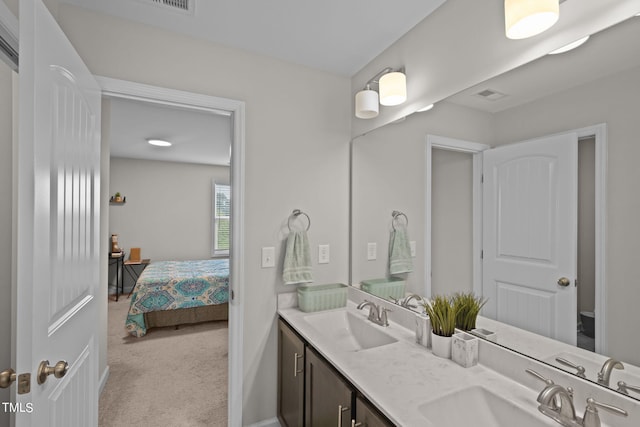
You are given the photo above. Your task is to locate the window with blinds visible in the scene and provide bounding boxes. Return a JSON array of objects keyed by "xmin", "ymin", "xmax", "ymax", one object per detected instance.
[{"xmin": 213, "ymin": 182, "xmax": 230, "ymax": 256}]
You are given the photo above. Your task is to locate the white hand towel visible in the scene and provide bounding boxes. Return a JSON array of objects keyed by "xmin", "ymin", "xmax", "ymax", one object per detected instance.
[{"xmin": 283, "ymin": 230, "xmax": 313, "ymax": 285}]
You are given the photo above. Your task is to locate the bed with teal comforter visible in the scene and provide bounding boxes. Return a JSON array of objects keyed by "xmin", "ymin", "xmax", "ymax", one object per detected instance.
[{"xmin": 126, "ymin": 259, "xmax": 229, "ymax": 337}]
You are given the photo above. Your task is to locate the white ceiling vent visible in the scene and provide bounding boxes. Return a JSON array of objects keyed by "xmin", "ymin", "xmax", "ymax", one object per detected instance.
[
  {"xmin": 137, "ymin": 0, "xmax": 194, "ymax": 15},
  {"xmin": 474, "ymin": 89, "xmax": 507, "ymax": 101}
]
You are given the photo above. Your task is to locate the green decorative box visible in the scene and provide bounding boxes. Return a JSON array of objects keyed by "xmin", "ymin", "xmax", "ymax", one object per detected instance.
[
  {"xmin": 297, "ymin": 283, "xmax": 348, "ymax": 312},
  {"xmin": 361, "ymin": 277, "xmax": 405, "ymax": 301}
]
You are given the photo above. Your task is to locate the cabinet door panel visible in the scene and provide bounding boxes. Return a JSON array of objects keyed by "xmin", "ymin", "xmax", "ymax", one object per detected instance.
[
  {"xmin": 305, "ymin": 347, "xmax": 353, "ymax": 427},
  {"xmin": 278, "ymin": 319, "xmax": 305, "ymax": 427},
  {"xmin": 355, "ymin": 395, "xmax": 394, "ymax": 427}
]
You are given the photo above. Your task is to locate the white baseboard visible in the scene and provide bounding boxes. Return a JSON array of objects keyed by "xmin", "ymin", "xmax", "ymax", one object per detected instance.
[
  {"xmin": 98, "ymin": 365, "xmax": 110, "ymax": 396},
  {"xmin": 247, "ymin": 418, "xmax": 280, "ymax": 427}
]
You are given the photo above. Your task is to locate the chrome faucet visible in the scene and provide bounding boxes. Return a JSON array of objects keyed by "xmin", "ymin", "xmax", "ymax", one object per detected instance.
[
  {"xmin": 597, "ymin": 358, "xmax": 623, "ymax": 386},
  {"xmin": 536, "ymin": 384, "xmax": 580, "ymax": 426},
  {"xmin": 581, "ymin": 397, "xmax": 628, "ymax": 427},
  {"xmin": 401, "ymin": 294, "xmax": 423, "ymax": 309},
  {"xmin": 357, "ymin": 300, "xmax": 390, "ymax": 327},
  {"xmin": 617, "ymin": 380, "xmax": 640, "ymax": 396}
]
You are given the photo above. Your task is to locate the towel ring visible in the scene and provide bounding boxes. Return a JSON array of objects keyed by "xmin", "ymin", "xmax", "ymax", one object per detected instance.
[
  {"xmin": 391, "ymin": 210, "xmax": 408, "ymax": 231},
  {"xmin": 288, "ymin": 209, "xmax": 311, "ymax": 231}
]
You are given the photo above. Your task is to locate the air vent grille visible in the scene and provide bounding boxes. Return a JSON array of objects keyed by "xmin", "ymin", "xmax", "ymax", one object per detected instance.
[
  {"xmin": 137, "ymin": 0, "xmax": 194, "ymax": 14},
  {"xmin": 474, "ymin": 89, "xmax": 507, "ymax": 101}
]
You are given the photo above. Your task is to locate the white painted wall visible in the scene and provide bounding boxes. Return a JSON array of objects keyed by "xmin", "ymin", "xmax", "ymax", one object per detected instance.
[
  {"xmin": 493, "ymin": 65, "xmax": 640, "ymax": 365},
  {"xmin": 0, "ymin": 53, "xmax": 13, "ymax": 427},
  {"xmin": 55, "ymin": 4, "xmax": 351, "ymax": 424},
  {"xmin": 351, "ymin": 102, "xmax": 493, "ymax": 295},
  {"xmin": 431, "ymin": 149, "xmax": 473, "ymax": 296},
  {"xmin": 108, "ymin": 157, "xmax": 230, "ymax": 291}
]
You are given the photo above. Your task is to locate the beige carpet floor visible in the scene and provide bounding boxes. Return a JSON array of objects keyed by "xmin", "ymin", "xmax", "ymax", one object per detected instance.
[{"xmin": 99, "ymin": 298, "xmax": 228, "ymax": 427}]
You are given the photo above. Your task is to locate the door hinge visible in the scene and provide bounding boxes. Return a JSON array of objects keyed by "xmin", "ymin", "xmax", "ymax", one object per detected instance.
[
  {"xmin": 481, "ymin": 174, "xmax": 484, "ymax": 183},
  {"xmin": 480, "ymin": 250, "xmax": 484, "ymax": 260},
  {"xmin": 231, "ymin": 290, "xmax": 235, "ymax": 300}
]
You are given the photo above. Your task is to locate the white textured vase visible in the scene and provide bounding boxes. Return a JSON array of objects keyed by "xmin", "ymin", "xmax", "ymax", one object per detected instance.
[
  {"xmin": 431, "ymin": 333, "xmax": 452, "ymax": 359},
  {"xmin": 451, "ymin": 332, "xmax": 479, "ymax": 368}
]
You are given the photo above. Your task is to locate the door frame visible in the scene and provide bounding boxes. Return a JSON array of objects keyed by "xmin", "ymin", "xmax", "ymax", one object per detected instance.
[
  {"xmin": 97, "ymin": 76, "xmax": 245, "ymax": 427},
  {"xmin": 424, "ymin": 135, "xmax": 490, "ymax": 298}
]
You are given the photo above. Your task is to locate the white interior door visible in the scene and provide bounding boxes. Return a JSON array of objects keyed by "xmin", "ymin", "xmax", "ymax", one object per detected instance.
[
  {"xmin": 482, "ymin": 132, "xmax": 578, "ymax": 345},
  {"xmin": 15, "ymin": 0, "xmax": 101, "ymax": 425}
]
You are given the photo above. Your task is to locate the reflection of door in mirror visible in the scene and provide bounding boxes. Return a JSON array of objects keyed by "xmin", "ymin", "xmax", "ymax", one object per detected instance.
[
  {"xmin": 480, "ymin": 128, "xmax": 603, "ymax": 354},
  {"xmin": 482, "ymin": 133, "xmax": 579, "ymax": 347}
]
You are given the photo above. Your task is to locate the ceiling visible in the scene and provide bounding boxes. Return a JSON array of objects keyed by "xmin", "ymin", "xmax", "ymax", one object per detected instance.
[
  {"xmin": 62, "ymin": 0, "xmax": 445, "ymax": 165},
  {"xmin": 108, "ymin": 97, "xmax": 232, "ymax": 166},
  {"xmin": 446, "ymin": 16, "xmax": 640, "ymax": 113},
  {"xmin": 60, "ymin": 0, "xmax": 446, "ymax": 77}
]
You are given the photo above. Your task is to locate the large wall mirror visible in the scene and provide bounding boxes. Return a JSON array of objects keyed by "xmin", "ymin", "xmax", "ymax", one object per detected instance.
[{"xmin": 350, "ymin": 15, "xmax": 640, "ymax": 398}]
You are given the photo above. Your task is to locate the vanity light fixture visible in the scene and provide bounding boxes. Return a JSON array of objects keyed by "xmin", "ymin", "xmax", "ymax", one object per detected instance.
[
  {"xmin": 504, "ymin": 0, "xmax": 559, "ymax": 40},
  {"xmin": 548, "ymin": 35, "xmax": 590, "ymax": 55},
  {"xmin": 147, "ymin": 139, "xmax": 172, "ymax": 147},
  {"xmin": 355, "ymin": 67, "xmax": 407, "ymax": 119},
  {"xmin": 355, "ymin": 84, "xmax": 379, "ymax": 119}
]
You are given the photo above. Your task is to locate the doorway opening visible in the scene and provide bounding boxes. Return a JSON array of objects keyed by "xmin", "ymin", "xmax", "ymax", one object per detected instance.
[{"xmin": 98, "ymin": 77, "xmax": 245, "ymax": 427}]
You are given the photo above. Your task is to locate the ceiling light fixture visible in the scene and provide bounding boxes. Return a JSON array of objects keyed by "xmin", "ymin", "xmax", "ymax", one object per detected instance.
[
  {"xmin": 147, "ymin": 139, "xmax": 172, "ymax": 147},
  {"xmin": 355, "ymin": 67, "xmax": 407, "ymax": 119},
  {"xmin": 548, "ymin": 35, "xmax": 590, "ymax": 54},
  {"xmin": 504, "ymin": 0, "xmax": 559, "ymax": 40}
]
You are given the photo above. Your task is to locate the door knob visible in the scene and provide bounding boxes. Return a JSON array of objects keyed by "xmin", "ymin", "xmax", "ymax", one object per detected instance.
[
  {"xmin": 0, "ymin": 369, "xmax": 16, "ymax": 388},
  {"xmin": 37, "ymin": 360, "xmax": 69, "ymax": 385},
  {"xmin": 557, "ymin": 277, "xmax": 571, "ymax": 287}
]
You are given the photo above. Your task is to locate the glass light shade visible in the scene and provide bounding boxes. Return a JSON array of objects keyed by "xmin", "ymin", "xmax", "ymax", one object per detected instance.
[
  {"xmin": 148, "ymin": 139, "xmax": 172, "ymax": 147},
  {"xmin": 505, "ymin": 0, "xmax": 559, "ymax": 40},
  {"xmin": 549, "ymin": 35, "xmax": 590, "ymax": 55},
  {"xmin": 379, "ymin": 71, "xmax": 407, "ymax": 106},
  {"xmin": 355, "ymin": 88, "xmax": 379, "ymax": 119}
]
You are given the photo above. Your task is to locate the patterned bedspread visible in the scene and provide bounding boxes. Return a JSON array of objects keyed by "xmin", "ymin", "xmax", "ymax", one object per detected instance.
[{"xmin": 126, "ymin": 259, "xmax": 229, "ymax": 337}]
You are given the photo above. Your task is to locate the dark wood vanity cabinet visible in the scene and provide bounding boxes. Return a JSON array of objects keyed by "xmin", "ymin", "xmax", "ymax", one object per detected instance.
[
  {"xmin": 354, "ymin": 395, "xmax": 393, "ymax": 427},
  {"xmin": 278, "ymin": 317, "xmax": 394, "ymax": 427},
  {"xmin": 305, "ymin": 346, "xmax": 353, "ymax": 427},
  {"xmin": 278, "ymin": 319, "xmax": 305, "ymax": 427}
]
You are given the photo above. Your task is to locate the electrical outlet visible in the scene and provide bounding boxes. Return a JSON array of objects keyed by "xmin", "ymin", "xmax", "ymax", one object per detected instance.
[
  {"xmin": 261, "ymin": 247, "xmax": 275, "ymax": 268},
  {"xmin": 367, "ymin": 242, "xmax": 377, "ymax": 260},
  {"xmin": 318, "ymin": 244, "xmax": 330, "ymax": 264},
  {"xmin": 410, "ymin": 241, "xmax": 416, "ymax": 257}
]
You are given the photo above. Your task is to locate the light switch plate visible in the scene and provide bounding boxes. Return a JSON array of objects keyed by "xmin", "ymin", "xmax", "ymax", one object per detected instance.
[
  {"xmin": 318, "ymin": 244, "xmax": 330, "ymax": 264},
  {"xmin": 261, "ymin": 247, "xmax": 275, "ymax": 268},
  {"xmin": 410, "ymin": 241, "xmax": 416, "ymax": 257},
  {"xmin": 367, "ymin": 242, "xmax": 377, "ymax": 260}
]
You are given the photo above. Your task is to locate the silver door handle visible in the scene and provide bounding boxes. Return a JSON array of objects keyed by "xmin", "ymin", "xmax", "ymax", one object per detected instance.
[
  {"xmin": 338, "ymin": 404, "xmax": 350, "ymax": 427},
  {"xmin": 557, "ymin": 277, "xmax": 571, "ymax": 287},
  {"xmin": 293, "ymin": 353, "xmax": 303, "ymax": 377},
  {"xmin": 37, "ymin": 360, "xmax": 69, "ymax": 385}
]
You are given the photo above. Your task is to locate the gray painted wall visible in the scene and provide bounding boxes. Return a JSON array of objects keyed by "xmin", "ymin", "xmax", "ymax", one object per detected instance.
[
  {"xmin": 351, "ymin": 102, "xmax": 494, "ymax": 295},
  {"xmin": 55, "ymin": 4, "xmax": 351, "ymax": 424},
  {"xmin": 493, "ymin": 65, "xmax": 640, "ymax": 365},
  {"xmin": 0, "ymin": 52, "xmax": 12, "ymax": 427}
]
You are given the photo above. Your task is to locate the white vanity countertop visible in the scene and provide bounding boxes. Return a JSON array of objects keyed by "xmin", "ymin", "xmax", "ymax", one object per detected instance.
[{"xmin": 278, "ymin": 301, "xmax": 555, "ymax": 426}]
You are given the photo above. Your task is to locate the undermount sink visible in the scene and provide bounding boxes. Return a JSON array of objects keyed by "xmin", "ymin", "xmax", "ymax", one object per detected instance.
[
  {"xmin": 302, "ymin": 310, "xmax": 397, "ymax": 352},
  {"xmin": 418, "ymin": 386, "xmax": 556, "ymax": 427}
]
